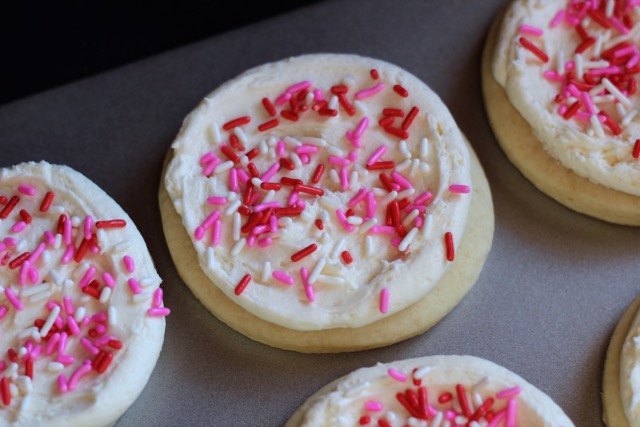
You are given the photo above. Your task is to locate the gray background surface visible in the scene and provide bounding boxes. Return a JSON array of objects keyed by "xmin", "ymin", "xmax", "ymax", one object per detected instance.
[{"xmin": 0, "ymin": 1, "xmax": 633, "ymax": 425}]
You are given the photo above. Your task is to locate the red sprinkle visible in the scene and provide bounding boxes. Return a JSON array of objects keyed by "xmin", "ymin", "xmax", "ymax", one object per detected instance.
[
  {"xmin": 8, "ymin": 252, "xmax": 30, "ymax": 269},
  {"xmin": 383, "ymin": 108, "xmax": 404, "ymax": 117},
  {"xmin": 39, "ymin": 191, "xmax": 54, "ymax": 212},
  {"xmin": 633, "ymin": 139, "xmax": 640, "ymax": 159},
  {"xmin": 235, "ymin": 274, "xmax": 252, "ymax": 295},
  {"xmin": 108, "ymin": 339, "xmax": 123, "ymax": 349},
  {"xmin": 311, "ymin": 164, "xmax": 325, "ymax": 184},
  {"xmin": 563, "ymin": 101, "xmax": 582, "ymax": 120},
  {"xmin": 229, "ymin": 134, "xmax": 244, "ymax": 151},
  {"xmin": 95, "ymin": 219, "xmax": 126, "ymax": 228},
  {"xmin": 221, "ymin": 145, "xmax": 241, "ymax": 164},
  {"xmin": 314, "ymin": 219, "xmax": 324, "ymax": 230},
  {"xmin": 247, "ymin": 162, "xmax": 260, "ymax": 178},
  {"xmin": 366, "ymin": 161, "xmax": 396, "ymax": 170},
  {"xmin": 393, "ymin": 84, "xmax": 409, "ymax": 97},
  {"xmin": 262, "ymin": 97, "xmax": 277, "ymax": 117},
  {"xmin": 243, "ymin": 184, "xmax": 254, "ymax": 206},
  {"xmin": 383, "ymin": 125, "xmax": 409, "ymax": 139},
  {"xmin": 240, "ymin": 211, "xmax": 263, "ymax": 233},
  {"xmin": 279, "ymin": 158, "xmax": 295, "ymax": 171},
  {"xmin": 331, "ymin": 85, "xmax": 348, "ymax": 94},
  {"xmin": 295, "ymin": 184, "xmax": 324, "ymax": 196},
  {"xmin": 281, "ymin": 177, "xmax": 303, "ymax": 187},
  {"xmin": 445, "ymin": 232, "xmax": 454, "ymax": 262},
  {"xmin": 274, "ymin": 207, "xmax": 302, "ymax": 216},
  {"xmin": 19, "ymin": 209, "xmax": 32, "ymax": 224},
  {"xmin": 291, "ymin": 243, "xmax": 318, "ymax": 262},
  {"xmin": 0, "ymin": 196, "xmax": 6, "ymax": 205},
  {"xmin": 245, "ymin": 148, "xmax": 259, "ymax": 160},
  {"xmin": 1, "ymin": 377, "xmax": 10, "ymax": 406},
  {"xmin": 260, "ymin": 182, "xmax": 282, "ymax": 191},
  {"xmin": 222, "ymin": 116, "xmax": 251, "ymax": 131},
  {"xmin": 258, "ymin": 118, "xmax": 280, "ymax": 131},
  {"xmin": 0, "ymin": 195, "xmax": 19, "ymax": 219},
  {"xmin": 341, "ymin": 250, "xmax": 353, "ymax": 264},
  {"xmin": 97, "ymin": 351, "xmax": 113, "ymax": 374},
  {"xmin": 281, "ymin": 110, "xmax": 299, "ymax": 122},
  {"xmin": 25, "ymin": 357, "xmax": 33, "ymax": 379},
  {"xmin": 359, "ymin": 415, "xmax": 371, "ymax": 425},
  {"xmin": 401, "ymin": 106, "xmax": 419, "ymax": 130},
  {"xmin": 317, "ymin": 108, "xmax": 338, "ymax": 117},
  {"xmin": 83, "ymin": 286, "xmax": 100, "ymax": 299},
  {"xmin": 456, "ymin": 384, "xmax": 471, "ymax": 418},
  {"xmin": 575, "ymin": 37, "xmax": 596, "ymax": 54},
  {"xmin": 74, "ymin": 238, "xmax": 91, "ymax": 263},
  {"xmin": 378, "ymin": 116, "xmax": 395, "ymax": 127},
  {"xmin": 337, "ymin": 93, "xmax": 356, "ymax": 116},
  {"xmin": 370, "ymin": 69, "xmax": 379, "ymax": 79},
  {"xmin": 238, "ymin": 206, "xmax": 252, "ymax": 216},
  {"xmin": 518, "ymin": 37, "xmax": 549, "ymax": 62}
]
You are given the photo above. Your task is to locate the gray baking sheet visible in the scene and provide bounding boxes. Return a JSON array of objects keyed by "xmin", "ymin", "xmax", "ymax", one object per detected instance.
[{"xmin": 0, "ymin": 1, "xmax": 632, "ymax": 425}]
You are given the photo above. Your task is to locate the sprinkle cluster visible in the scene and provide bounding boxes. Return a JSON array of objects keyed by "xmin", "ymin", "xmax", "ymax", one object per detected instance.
[
  {"xmin": 357, "ymin": 368, "xmax": 522, "ymax": 427},
  {"xmin": 192, "ymin": 63, "xmax": 470, "ymax": 313},
  {"xmin": 0, "ymin": 174, "xmax": 168, "ymax": 409},
  {"xmin": 519, "ymin": 0, "xmax": 640, "ymax": 154}
]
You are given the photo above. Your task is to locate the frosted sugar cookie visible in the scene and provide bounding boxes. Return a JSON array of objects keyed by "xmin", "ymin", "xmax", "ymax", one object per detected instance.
[
  {"xmin": 161, "ymin": 53, "xmax": 494, "ymax": 352},
  {"xmin": 483, "ymin": 0, "xmax": 640, "ymax": 225},
  {"xmin": 603, "ymin": 293, "xmax": 640, "ymax": 426},
  {"xmin": 0, "ymin": 161, "xmax": 168, "ymax": 426},
  {"xmin": 285, "ymin": 354, "xmax": 575, "ymax": 426}
]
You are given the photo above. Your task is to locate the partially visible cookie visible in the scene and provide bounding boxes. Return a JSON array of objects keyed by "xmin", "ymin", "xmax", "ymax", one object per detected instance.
[
  {"xmin": 603, "ymin": 293, "xmax": 640, "ymax": 427},
  {"xmin": 482, "ymin": 1, "xmax": 640, "ymax": 225},
  {"xmin": 0, "ymin": 161, "xmax": 168, "ymax": 427},
  {"xmin": 285, "ymin": 354, "xmax": 575, "ymax": 426},
  {"xmin": 161, "ymin": 53, "xmax": 494, "ymax": 352}
]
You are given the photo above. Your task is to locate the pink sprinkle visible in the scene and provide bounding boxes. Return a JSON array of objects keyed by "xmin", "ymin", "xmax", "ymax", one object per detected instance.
[
  {"xmin": 254, "ymin": 201, "xmax": 281, "ymax": 212},
  {"xmin": 339, "ymin": 167, "xmax": 349, "ymax": 190},
  {"xmin": 84, "ymin": 216, "xmax": 93, "ymax": 239},
  {"xmin": 487, "ymin": 410, "xmax": 507, "ymax": 427},
  {"xmin": 370, "ymin": 225, "xmax": 395, "ymax": 235},
  {"xmin": 128, "ymin": 278, "xmax": 142, "ymax": 294},
  {"xmin": 58, "ymin": 333, "xmax": 69, "ymax": 354},
  {"xmin": 367, "ymin": 145, "xmax": 387, "ymax": 165},
  {"xmin": 543, "ymin": 70, "xmax": 563, "ymax": 81},
  {"xmin": 92, "ymin": 312, "xmax": 108, "ymax": 323},
  {"xmin": 28, "ymin": 267, "xmax": 38, "ymax": 284},
  {"xmin": 94, "ymin": 335, "xmax": 116, "ymax": 347},
  {"xmin": 18, "ymin": 184, "xmax": 36, "ymax": 196},
  {"xmin": 269, "ymin": 215, "xmax": 278, "ymax": 232},
  {"xmin": 496, "ymin": 386, "xmax": 522, "ymax": 399},
  {"xmin": 3, "ymin": 237, "xmax": 16, "ymax": 246},
  {"xmin": 57, "ymin": 375, "xmax": 68, "ymax": 393},
  {"xmin": 67, "ymin": 316, "xmax": 81, "ymax": 336},
  {"xmin": 0, "ymin": 306, "xmax": 7, "ymax": 320},
  {"xmin": 580, "ymin": 91, "xmax": 596, "ymax": 115},
  {"xmin": 63, "ymin": 217, "xmax": 72, "ymax": 245},
  {"xmin": 103, "ymin": 272, "xmax": 116, "ymax": 288},
  {"xmin": 45, "ymin": 333, "xmax": 61, "ymax": 355},
  {"xmin": 202, "ymin": 210, "xmax": 221, "ymax": 229},
  {"xmin": 614, "ymin": 45, "xmax": 637, "ymax": 58},
  {"xmin": 364, "ymin": 400, "xmax": 383, "ymax": 412},
  {"xmin": 336, "ymin": 209, "xmax": 355, "ymax": 232},
  {"xmin": 328, "ymin": 155, "xmax": 351, "ymax": 167},
  {"xmin": 95, "ymin": 323, "xmax": 107, "ymax": 335},
  {"xmin": 28, "ymin": 242, "xmax": 46, "ymax": 264},
  {"xmin": 628, "ymin": 53, "xmax": 640, "ymax": 68},
  {"xmin": 354, "ymin": 117, "xmax": 369, "ymax": 139},
  {"xmin": 445, "ymin": 410, "xmax": 457, "ymax": 420},
  {"xmin": 391, "ymin": 171, "xmax": 412, "ymax": 189},
  {"xmin": 79, "ymin": 267, "xmax": 96, "ymax": 288},
  {"xmin": 295, "ymin": 144, "xmax": 319, "ymax": 154},
  {"xmin": 56, "ymin": 353, "xmax": 74, "ymax": 366},
  {"xmin": 405, "ymin": 205, "xmax": 427, "ymax": 213},
  {"xmin": 246, "ymin": 234, "xmax": 257, "ymax": 247},
  {"xmin": 566, "ymin": 83, "xmax": 580, "ymax": 97},
  {"xmin": 390, "ymin": 237, "xmax": 401, "ymax": 247},
  {"xmin": 252, "ymin": 225, "xmax": 269, "ymax": 235},
  {"xmin": 300, "ymin": 267, "xmax": 315, "ymax": 302},
  {"xmin": 202, "ymin": 158, "xmax": 221, "ymax": 176},
  {"xmin": 258, "ymin": 237, "xmax": 273, "ymax": 248},
  {"xmin": 276, "ymin": 140, "xmax": 286, "ymax": 157},
  {"xmin": 207, "ymin": 196, "xmax": 227, "ymax": 205},
  {"xmin": 610, "ymin": 16, "xmax": 630, "ymax": 34},
  {"xmin": 387, "ymin": 367, "xmax": 407, "ymax": 382},
  {"xmin": 199, "ymin": 152, "xmax": 215, "ymax": 165},
  {"xmin": 80, "ymin": 337, "xmax": 99, "ymax": 356},
  {"xmin": 448, "ymin": 184, "xmax": 470, "ymax": 194},
  {"xmin": 506, "ymin": 398, "xmax": 517, "ymax": 427},
  {"xmin": 68, "ymin": 362, "xmax": 93, "ymax": 391},
  {"xmin": 345, "ymin": 130, "xmax": 361, "ymax": 148},
  {"xmin": 589, "ymin": 65, "xmax": 622, "ymax": 76},
  {"xmin": 286, "ymin": 80, "xmax": 312, "ymax": 94},
  {"xmin": 148, "ymin": 307, "xmax": 171, "ymax": 317},
  {"xmin": 415, "ymin": 216, "xmax": 424, "ymax": 228},
  {"xmin": 414, "ymin": 191, "xmax": 433, "ymax": 205},
  {"xmin": 366, "ymin": 191, "xmax": 377, "ymax": 218},
  {"xmin": 18, "ymin": 261, "xmax": 30, "ymax": 286},
  {"xmin": 11, "ymin": 221, "xmax": 26, "ymax": 233},
  {"xmin": 380, "ymin": 288, "xmax": 390, "ymax": 314},
  {"xmin": 123, "ymin": 255, "xmax": 135, "ymax": 273},
  {"xmin": 347, "ymin": 151, "xmax": 358, "ymax": 162},
  {"xmin": 288, "ymin": 191, "xmax": 299, "ymax": 207},
  {"xmin": 274, "ymin": 91, "xmax": 292, "ymax": 105},
  {"xmin": 261, "ymin": 163, "xmax": 280, "ymax": 182},
  {"xmin": 229, "ymin": 168, "xmax": 239, "ymax": 192},
  {"xmin": 212, "ymin": 219, "xmax": 222, "ymax": 246},
  {"xmin": 194, "ymin": 226, "xmax": 205, "ymax": 240},
  {"xmin": 348, "ymin": 188, "xmax": 368, "ymax": 207},
  {"xmin": 152, "ymin": 288, "xmax": 164, "ymax": 308},
  {"xmin": 299, "ymin": 154, "xmax": 310, "ymax": 164},
  {"xmin": 236, "ymin": 168, "xmax": 250, "ymax": 185},
  {"xmin": 272, "ymin": 270, "xmax": 295, "ymax": 285},
  {"xmin": 519, "ymin": 24, "xmax": 543, "ymax": 36},
  {"xmin": 5, "ymin": 288, "xmax": 22, "ymax": 310},
  {"xmin": 61, "ymin": 245, "xmax": 75, "ymax": 264},
  {"xmin": 355, "ymin": 83, "xmax": 385, "ymax": 99},
  {"xmin": 313, "ymin": 89, "xmax": 324, "ymax": 101}
]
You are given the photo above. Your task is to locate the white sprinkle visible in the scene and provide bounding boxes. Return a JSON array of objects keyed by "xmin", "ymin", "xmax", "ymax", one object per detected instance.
[
  {"xmin": 75, "ymin": 306, "xmax": 86, "ymax": 322},
  {"xmin": 291, "ymin": 153, "xmax": 303, "ymax": 169},
  {"xmin": 403, "ymin": 209, "xmax": 421, "ymax": 228},
  {"xmin": 233, "ymin": 212, "xmax": 241, "ymax": 241},
  {"xmin": 320, "ymin": 210, "xmax": 330, "ymax": 223},
  {"xmin": 594, "ymin": 33, "xmax": 604, "ymax": 57},
  {"xmin": 278, "ymin": 217, "xmax": 293, "ymax": 227},
  {"xmin": 63, "ymin": 279, "xmax": 73, "ymax": 289},
  {"xmin": 350, "ymin": 171, "xmax": 359, "ymax": 190},
  {"xmin": 381, "ymin": 191, "xmax": 398, "ymax": 205},
  {"xmin": 16, "ymin": 239, "xmax": 27, "ymax": 252},
  {"xmin": 227, "ymin": 191, "xmax": 238, "ymax": 201},
  {"xmin": 53, "ymin": 233, "xmax": 62, "ymax": 249},
  {"xmin": 39, "ymin": 305, "xmax": 60, "ymax": 337},
  {"xmin": 15, "ymin": 375, "xmax": 31, "ymax": 394},
  {"xmin": 398, "ymin": 188, "xmax": 416, "ymax": 199},
  {"xmin": 574, "ymin": 53, "xmax": 584, "ymax": 79},
  {"xmin": 473, "ymin": 391, "xmax": 483, "ymax": 407},
  {"xmin": 320, "ymin": 231, "xmax": 331, "ymax": 244},
  {"xmin": 359, "ymin": 218, "xmax": 378, "ymax": 234},
  {"xmin": 239, "ymin": 155, "xmax": 249, "ymax": 167},
  {"xmin": 21, "ymin": 283, "xmax": 51, "ymax": 297},
  {"xmin": 422, "ymin": 214, "xmax": 434, "ymax": 238},
  {"xmin": 99, "ymin": 287, "xmax": 112, "ymax": 304},
  {"xmin": 472, "ymin": 377, "xmax": 489, "ymax": 393},
  {"xmin": 9, "ymin": 383, "xmax": 18, "ymax": 397},
  {"xmin": 259, "ymin": 140, "xmax": 268, "ymax": 154},
  {"xmin": 139, "ymin": 277, "xmax": 155, "ymax": 287},
  {"xmin": 413, "ymin": 366, "xmax": 431, "ymax": 378},
  {"xmin": 430, "ymin": 411, "xmax": 443, "ymax": 427},
  {"xmin": 419, "ymin": 162, "xmax": 431, "ymax": 172},
  {"xmin": 268, "ymin": 147, "xmax": 276, "ymax": 160},
  {"xmin": 603, "ymin": 78, "xmax": 632, "ymax": 107},
  {"xmin": 327, "ymin": 146, "xmax": 345, "ymax": 157},
  {"xmin": 354, "ymin": 163, "xmax": 369, "ymax": 177},
  {"xmin": 17, "ymin": 347, "xmax": 27, "ymax": 358},
  {"xmin": 71, "ymin": 216, "xmax": 81, "ymax": 227},
  {"xmin": 556, "ymin": 50, "xmax": 565, "ymax": 75},
  {"xmin": 329, "ymin": 169, "xmax": 340, "ymax": 185},
  {"xmin": 399, "ymin": 227, "xmax": 418, "ymax": 252},
  {"xmin": 302, "ymin": 137, "xmax": 327, "ymax": 147},
  {"xmin": 108, "ymin": 306, "xmax": 117, "ymax": 326},
  {"xmin": 211, "ymin": 122, "xmax": 222, "ymax": 144},
  {"xmin": 18, "ymin": 327, "xmax": 39, "ymax": 340},
  {"xmin": 112, "ymin": 240, "xmax": 132, "ymax": 254},
  {"xmin": 317, "ymin": 274, "xmax": 345, "ymax": 285},
  {"xmin": 4, "ymin": 363, "xmax": 17, "ymax": 377},
  {"xmin": 235, "ymin": 127, "xmax": 248, "ymax": 145},
  {"xmin": 318, "ymin": 196, "xmax": 340, "ymax": 210},
  {"xmin": 583, "ymin": 59, "xmax": 609, "ymax": 69},
  {"xmin": 622, "ymin": 110, "xmax": 638, "ymax": 126},
  {"xmin": 284, "ymin": 136, "xmax": 302, "ymax": 146},
  {"xmin": 593, "ymin": 95, "xmax": 616, "ymax": 104},
  {"xmin": 267, "ymin": 136, "xmax": 278, "ymax": 146},
  {"xmin": 49, "ymin": 270, "xmax": 63, "ymax": 287},
  {"xmin": 410, "ymin": 159, "xmax": 421, "ymax": 176},
  {"xmin": 399, "ymin": 140, "xmax": 411, "ymax": 158},
  {"xmin": 305, "ymin": 91, "xmax": 315, "ymax": 105},
  {"xmin": 372, "ymin": 187, "xmax": 387, "ymax": 197},
  {"xmin": 590, "ymin": 114, "xmax": 605, "ymax": 138},
  {"xmin": 49, "ymin": 206, "xmax": 65, "ymax": 215},
  {"xmin": 455, "ymin": 416, "xmax": 469, "ymax": 426},
  {"xmin": 365, "ymin": 235, "xmax": 374, "ymax": 256},
  {"xmin": 262, "ymin": 189, "xmax": 276, "ymax": 203},
  {"xmin": 396, "ymin": 159, "xmax": 412, "ymax": 171},
  {"xmin": 329, "ymin": 94, "xmax": 339, "ymax": 110},
  {"xmin": 331, "ymin": 238, "xmax": 346, "ymax": 259},
  {"xmin": 206, "ymin": 247, "xmax": 215, "ymax": 269},
  {"xmin": 42, "ymin": 249, "xmax": 51, "ymax": 264},
  {"xmin": 215, "ymin": 161, "xmax": 234, "ymax": 174},
  {"xmin": 29, "ymin": 290, "xmax": 52, "ymax": 303},
  {"xmin": 47, "ymin": 362, "xmax": 64, "ymax": 373},
  {"xmin": 606, "ymin": 0, "xmax": 615, "ymax": 17},
  {"xmin": 261, "ymin": 261, "xmax": 271, "ymax": 283},
  {"xmin": 347, "ymin": 216, "xmax": 363, "ymax": 225},
  {"xmin": 132, "ymin": 291, "xmax": 153, "ymax": 303},
  {"xmin": 308, "ymin": 257, "xmax": 327, "ymax": 285},
  {"xmin": 419, "ymin": 137, "xmax": 429, "ymax": 158},
  {"xmin": 354, "ymin": 100, "xmax": 367, "ymax": 114},
  {"xmin": 231, "ymin": 238, "xmax": 246, "ymax": 256},
  {"xmin": 616, "ymin": 102, "xmax": 627, "ymax": 118},
  {"xmin": 466, "ymin": 390, "xmax": 476, "ymax": 412},
  {"xmin": 225, "ymin": 200, "xmax": 242, "ymax": 216}
]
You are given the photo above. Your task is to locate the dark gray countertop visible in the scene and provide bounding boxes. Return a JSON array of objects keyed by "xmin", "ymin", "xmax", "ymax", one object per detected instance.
[{"xmin": 1, "ymin": 1, "xmax": 633, "ymax": 425}]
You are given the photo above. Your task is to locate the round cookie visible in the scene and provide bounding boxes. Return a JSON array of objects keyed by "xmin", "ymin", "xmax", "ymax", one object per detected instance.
[
  {"xmin": 0, "ymin": 161, "xmax": 168, "ymax": 427},
  {"xmin": 482, "ymin": 1, "xmax": 640, "ymax": 226},
  {"xmin": 603, "ymin": 293, "xmax": 640, "ymax": 427},
  {"xmin": 161, "ymin": 53, "xmax": 494, "ymax": 353},
  {"xmin": 285, "ymin": 354, "xmax": 575, "ymax": 426}
]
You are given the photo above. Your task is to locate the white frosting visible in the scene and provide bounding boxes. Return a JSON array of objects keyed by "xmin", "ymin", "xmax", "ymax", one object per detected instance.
[
  {"xmin": 288, "ymin": 355, "xmax": 575, "ymax": 426},
  {"xmin": 492, "ymin": 0, "xmax": 640, "ymax": 195},
  {"xmin": 165, "ymin": 53, "xmax": 472, "ymax": 330},
  {"xmin": 620, "ymin": 304, "xmax": 640, "ymax": 425},
  {"xmin": 0, "ymin": 162, "xmax": 166, "ymax": 427}
]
